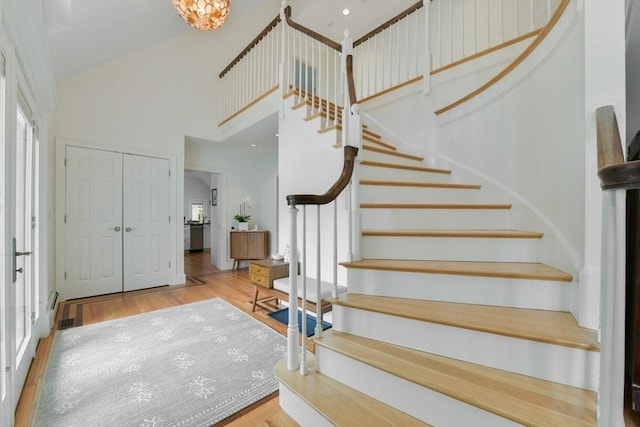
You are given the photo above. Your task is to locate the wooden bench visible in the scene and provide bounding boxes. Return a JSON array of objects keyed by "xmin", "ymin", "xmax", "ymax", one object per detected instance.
[{"xmin": 251, "ymin": 277, "xmax": 346, "ymax": 314}]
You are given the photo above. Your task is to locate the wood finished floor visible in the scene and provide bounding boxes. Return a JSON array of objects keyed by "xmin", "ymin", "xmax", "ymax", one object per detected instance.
[
  {"xmin": 15, "ymin": 250, "xmax": 299, "ymax": 427},
  {"xmin": 13, "ymin": 250, "xmax": 640, "ymax": 426}
]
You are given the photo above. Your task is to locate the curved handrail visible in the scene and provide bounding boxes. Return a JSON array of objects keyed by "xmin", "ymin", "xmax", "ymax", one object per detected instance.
[
  {"xmin": 596, "ymin": 105, "xmax": 640, "ymax": 190},
  {"xmin": 284, "ymin": 6, "xmax": 342, "ymax": 52},
  {"xmin": 219, "ymin": 13, "xmax": 282, "ymax": 78},
  {"xmin": 353, "ymin": 0, "xmax": 424, "ymax": 47},
  {"xmin": 346, "ymin": 55, "xmax": 357, "ymax": 106},
  {"xmin": 435, "ymin": 0, "xmax": 570, "ymax": 115},
  {"xmin": 286, "ymin": 146, "xmax": 359, "ymax": 206}
]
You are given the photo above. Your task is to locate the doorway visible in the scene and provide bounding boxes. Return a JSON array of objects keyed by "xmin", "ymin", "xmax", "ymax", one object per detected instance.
[
  {"xmin": 63, "ymin": 146, "xmax": 171, "ymax": 299},
  {"xmin": 184, "ymin": 170, "xmax": 221, "ymax": 270}
]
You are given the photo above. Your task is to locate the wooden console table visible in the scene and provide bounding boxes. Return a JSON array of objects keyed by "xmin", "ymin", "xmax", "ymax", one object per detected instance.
[{"xmin": 230, "ymin": 230, "xmax": 269, "ymax": 270}]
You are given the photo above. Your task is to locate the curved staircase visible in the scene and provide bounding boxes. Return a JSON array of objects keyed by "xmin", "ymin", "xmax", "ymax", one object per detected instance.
[{"xmin": 276, "ymin": 106, "xmax": 599, "ymax": 425}]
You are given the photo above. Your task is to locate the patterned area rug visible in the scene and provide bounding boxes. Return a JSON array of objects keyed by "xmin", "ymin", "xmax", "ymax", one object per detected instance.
[{"xmin": 33, "ymin": 298, "xmax": 287, "ymax": 427}]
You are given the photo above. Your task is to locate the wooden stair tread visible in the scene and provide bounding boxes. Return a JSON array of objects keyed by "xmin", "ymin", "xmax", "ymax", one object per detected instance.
[
  {"xmin": 360, "ymin": 160, "xmax": 452, "ymax": 175},
  {"xmin": 363, "ymin": 144, "xmax": 423, "ymax": 161},
  {"xmin": 362, "ymin": 229, "xmax": 543, "ymax": 238},
  {"xmin": 360, "ymin": 179, "xmax": 480, "ymax": 189},
  {"xmin": 363, "ymin": 134, "xmax": 397, "ymax": 151},
  {"xmin": 361, "ymin": 202, "xmax": 512, "ymax": 209},
  {"xmin": 340, "ymin": 259, "xmax": 573, "ymax": 281},
  {"xmin": 315, "ymin": 331, "xmax": 597, "ymax": 427},
  {"xmin": 327, "ymin": 294, "xmax": 597, "ymax": 351},
  {"xmin": 275, "ymin": 358, "xmax": 429, "ymax": 426}
]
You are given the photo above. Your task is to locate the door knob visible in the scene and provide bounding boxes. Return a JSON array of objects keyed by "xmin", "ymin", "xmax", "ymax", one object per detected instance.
[
  {"xmin": 113, "ymin": 226, "xmax": 121, "ymax": 232},
  {"xmin": 125, "ymin": 227, "xmax": 136, "ymax": 232},
  {"xmin": 15, "ymin": 251, "xmax": 31, "ymax": 256},
  {"xmin": 15, "ymin": 267, "xmax": 23, "ymax": 274}
]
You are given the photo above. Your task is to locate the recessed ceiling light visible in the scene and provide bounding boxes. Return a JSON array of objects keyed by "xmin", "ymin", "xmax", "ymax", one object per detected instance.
[
  {"xmin": 342, "ymin": 8, "xmax": 350, "ymax": 16},
  {"xmin": 250, "ymin": 144, "xmax": 257, "ymax": 147}
]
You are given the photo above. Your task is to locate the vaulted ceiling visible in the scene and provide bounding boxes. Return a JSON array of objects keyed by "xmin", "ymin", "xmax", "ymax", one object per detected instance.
[{"xmin": 43, "ymin": 0, "xmax": 417, "ymax": 81}]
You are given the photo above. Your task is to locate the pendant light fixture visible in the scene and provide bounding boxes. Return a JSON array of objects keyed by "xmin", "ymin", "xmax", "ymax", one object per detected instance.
[{"xmin": 172, "ymin": 0, "xmax": 230, "ymax": 31}]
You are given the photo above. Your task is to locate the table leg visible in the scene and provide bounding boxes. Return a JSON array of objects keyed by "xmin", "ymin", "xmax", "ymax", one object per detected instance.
[{"xmin": 252, "ymin": 286, "xmax": 259, "ymax": 312}]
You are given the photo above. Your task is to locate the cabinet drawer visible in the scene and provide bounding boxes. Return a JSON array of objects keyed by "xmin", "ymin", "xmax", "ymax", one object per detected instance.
[
  {"xmin": 250, "ymin": 264, "xmax": 269, "ymax": 277},
  {"xmin": 251, "ymin": 273, "xmax": 271, "ymax": 288}
]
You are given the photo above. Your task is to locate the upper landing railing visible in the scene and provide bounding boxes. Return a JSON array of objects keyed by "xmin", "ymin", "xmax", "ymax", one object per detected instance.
[{"xmin": 218, "ymin": 0, "xmax": 565, "ymax": 124}]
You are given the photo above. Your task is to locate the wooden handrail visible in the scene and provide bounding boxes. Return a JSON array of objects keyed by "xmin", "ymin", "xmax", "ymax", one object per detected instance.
[
  {"xmin": 435, "ymin": 0, "xmax": 570, "ymax": 115},
  {"xmin": 283, "ymin": 6, "xmax": 342, "ymax": 52},
  {"xmin": 287, "ymin": 146, "xmax": 358, "ymax": 206},
  {"xmin": 596, "ymin": 105, "xmax": 640, "ymax": 190},
  {"xmin": 353, "ymin": 0, "xmax": 424, "ymax": 47},
  {"xmin": 346, "ymin": 55, "xmax": 357, "ymax": 106},
  {"xmin": 219, "ymin": 13, "xmax": 282, "ymax": 78}
]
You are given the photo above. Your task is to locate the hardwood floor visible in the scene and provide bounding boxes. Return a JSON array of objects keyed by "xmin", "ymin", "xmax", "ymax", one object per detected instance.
[{"xmin": 14, "ymin": 251, "xmax": 298, "ymax": 427}]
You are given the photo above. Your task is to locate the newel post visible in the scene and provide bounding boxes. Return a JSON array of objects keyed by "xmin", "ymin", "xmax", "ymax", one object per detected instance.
[{"xmin": 286, "ymin": 204, "xmax": 299, "ymax": 371}]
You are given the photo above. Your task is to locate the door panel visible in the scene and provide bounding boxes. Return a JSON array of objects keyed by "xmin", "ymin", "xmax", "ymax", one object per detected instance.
[
  {"xmin": 123, "ymin": 154, "xmax": 170, "ymax": 291},
  {"xmin": 65, "ymin": 146, "xmax": 123, "ymax": 298},
  {"xmin": 12, "ymin": 103, "xmax": 37, "ymax": 415}
]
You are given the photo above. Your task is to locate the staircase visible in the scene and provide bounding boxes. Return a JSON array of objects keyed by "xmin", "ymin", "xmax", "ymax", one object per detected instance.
[{"xmin": 275, "ymin": 101, "xmax": 599, "ymax": 425}]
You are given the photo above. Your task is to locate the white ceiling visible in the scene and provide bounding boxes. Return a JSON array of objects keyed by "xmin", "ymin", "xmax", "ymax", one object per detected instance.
[{"xmin": 42, "ymin": 0, "xmax": 417, "ymax": 81}]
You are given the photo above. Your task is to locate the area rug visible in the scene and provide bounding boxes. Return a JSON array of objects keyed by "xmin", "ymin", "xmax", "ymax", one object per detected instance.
[
  {"xmin": 268, "ymin": 308, "xmax": 331, "ymax": 337},
  {"xmin": 33, "ymin": 298, "xmax": 287, "ymax": 427}
]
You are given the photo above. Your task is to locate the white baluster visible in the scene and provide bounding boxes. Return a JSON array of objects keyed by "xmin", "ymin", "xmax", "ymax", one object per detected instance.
[
  {"xmin": 438, "ymin": 0, "xmax": 442, "ymax": 68},
  {"xmin": 473, "ymin": 0, "xmax": 478, "ymax": 53},
  {"xmin": 300, "ymin": 206, "xmax": 307, "ymax": 375},
  {"xmin": 423, "ymin": 0, "xmax": 431, "ymax": 94},
  {"xmin": 287, "ymin": 204, "xmax": 299, "ymax": 371},
  {"xmin": 515, "ymin": 0, "xmax": 520, "ymax": 37},
  {"xmin": 487, "ymin": 0, "xmax": 491, "ymax": 49},
  {"xmin": 350, "ymin": 104, "xmax": 362, "ymax": 261},
  {"xmin": 461, "ymin": 0, "xmax": 465, "ymax": 58},
  {"xmin": 315, "ymin": 205, "xmax": 322, "ymax": 338},
  {"xmin": 529, "ymin": 0, "xmax": 534, "ymax": 31},
  {"xmin": 332, "ymin": 200, "xmax": 338, "ymax": 298},
  {"xmin": 500, "ymin": 0, "xmax": 505, "ymax": 44},
  {"xmin": 405, "ymin": 11, "xmax": 410, "ymax": 81},
  {"xmin": 448, "ymin": 0, "xmax": 452, "ymax": 65},
  {"xmin": 414, "ymin": 9, "xmax": 419, "ymax": 77}
]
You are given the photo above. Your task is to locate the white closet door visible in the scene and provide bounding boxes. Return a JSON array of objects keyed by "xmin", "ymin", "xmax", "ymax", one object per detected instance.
[
  {"xmin": 123, "ymin": 154, "xmax": 170, "ymax": 291},
  {"xmin": 65, "ymin": 146, "xmax": 123, "ymax": 298}
]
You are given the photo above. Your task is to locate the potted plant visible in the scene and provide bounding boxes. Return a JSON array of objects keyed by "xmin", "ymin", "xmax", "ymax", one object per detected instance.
[{"xmin": 235, "ymin": 196, "xmax": 251, "ymax": 231}]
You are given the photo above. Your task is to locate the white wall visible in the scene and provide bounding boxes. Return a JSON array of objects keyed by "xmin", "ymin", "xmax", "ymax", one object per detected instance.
[{"xmin": 52, "ymin": 0, "xmax": 283, "ymax": 277}]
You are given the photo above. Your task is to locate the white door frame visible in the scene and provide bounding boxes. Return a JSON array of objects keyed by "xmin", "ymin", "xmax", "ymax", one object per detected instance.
[{"xmin": 55, "ymin": 139, "xmax": 182, "ymax": 301}]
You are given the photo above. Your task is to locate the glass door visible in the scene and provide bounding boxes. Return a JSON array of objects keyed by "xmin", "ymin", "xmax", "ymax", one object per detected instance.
[
  {"xmin": 0, "ymin": 51, "xmax": 8, "ymax": 427},
  {"xmin": 12, "ymin": 88, "xmax": 37, "ymax": 409}
]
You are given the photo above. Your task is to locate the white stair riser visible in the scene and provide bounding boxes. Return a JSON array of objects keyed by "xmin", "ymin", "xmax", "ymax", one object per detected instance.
[
  {"xmin": 316, "ymin": 346, "xmax": 519, "ymax": 427},
  {"xmin": 332, "ymin": 306, "xmax": 599, "ymax": 390},
  {"xmin": 360, "ymin": 185, "xmax": 481, "ymax": 203},
  {"xmin": 360, "ymin": 165, "xmax": 453, "ymax": 182},
  {"xmin": 345, "ymin": 269, "xmax": 572, "ymax": 311},
  {"xmin": 362, "ymin": 235, "xmax": 540, "ymax": 262},
  {"xmin": 279, "ymin": 383, "xmax": 334, "ymax": 427},
  {"xmin": 361, "ymin": 148, "xmax": 425, "ymax": 166},
  {"xmin": 361, "ymin": 208, "xmax": 514, "ymax": 229}
]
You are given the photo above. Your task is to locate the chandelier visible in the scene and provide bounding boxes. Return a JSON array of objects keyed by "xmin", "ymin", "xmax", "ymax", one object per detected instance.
[{"xmin": 172, "ymin": 0, "xmax": 230, "ymax": 31}]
